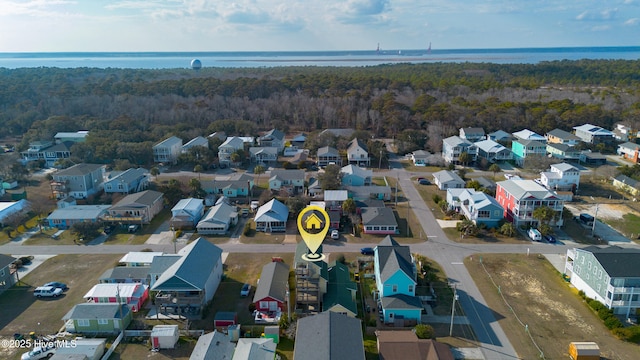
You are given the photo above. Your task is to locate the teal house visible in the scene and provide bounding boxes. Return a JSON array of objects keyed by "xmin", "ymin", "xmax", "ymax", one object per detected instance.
[
  {"xmin": 63, "ymin": 303, "xmax": 132, "ymax": 334},
  {"xmin": 512, "ymin": 139, "xmax": 547, "ymax": 167},
  {"xmin": 374, "ymin": 236, "xmax": 421, "ymax": 325}
]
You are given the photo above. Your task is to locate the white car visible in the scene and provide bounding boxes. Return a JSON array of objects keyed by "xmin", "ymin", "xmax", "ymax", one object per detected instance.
[
  {"xmin": 21, "ymin": 344, "xmax": 56, "ymax": 360},
  {"xmin": 33, "ymin": 286, "xmax": 63, "ymax": 298},
  {"xmin": 330, "ymin": 230, "xmax": 340, "ymax": 239}
]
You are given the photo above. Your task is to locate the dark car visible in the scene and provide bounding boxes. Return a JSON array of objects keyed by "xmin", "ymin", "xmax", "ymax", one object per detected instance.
[
  {"xmin": 43, "ymin": 282, "xmax": 68, "ymax": 291},
  {"xmin": 103, "ymin": 225, "xmax": 115, "ymax": 234},
  {"xmin": 418, "ymin": 179, "xmax": 431, "ymax": 185},
  {"xmin": 360, "ymin": 247, "xmax": 374, "ymax": 256},
  {"xmin": 544, "ymin": 235, "xmax": 557, "ymax": 243}
]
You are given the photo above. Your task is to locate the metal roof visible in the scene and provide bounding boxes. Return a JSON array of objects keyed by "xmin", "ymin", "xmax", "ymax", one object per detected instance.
[
  {"xmin": 252, "ymin": 261, "xmax": 290, "ymax": 304},
  {"xmin": 47, "ymin": 205, "xmax": 111, "ymax": 220},
  {"xmin": 254, "ymin": 198, "xmax": 289, "ymax": 223},
  {"xmin": 497, "ymin": 179, "xmax": 560, "ymax": 201},
  {"xmin": 294, "ymin": 312, "xmax": 365, "ymax": 360}
]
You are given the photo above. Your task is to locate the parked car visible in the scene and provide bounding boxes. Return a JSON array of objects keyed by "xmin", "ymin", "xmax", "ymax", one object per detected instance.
[
  {"xmin": 44, "ymin": 282, "xmax": 68, "ymax": 291},
  {"xmin": 240, "ymin": 283, "xmax": 251, "ymax": 297},
  {"xmin": 128, "ymin": 224, "xmax": 139, "ymax": 233},
  {"xmin": 418, "ymin": 179, "xmax": 431, "ymax": 185},
  {"xmin": 33, "ymin": 286, "xmax": 63, "ymax": 298},
  {"xmin": 103, "ymin": 225, "xmax": 115, "ymax": 234},
  {"xmin": 330, "ymin": 229, "xmax": 340, "ymax": 239},
  {"xmin": 544, "ymin": 234, "xmax": 557, "ymax": 243},
  {"xmin": 21, "ymin": 344, "xmax": 56, "ymax": 360},
  {"xmin": 528, "ymin": 228, "xmax": 542, "ymax": 241},
  {"xmin": 360, "ymin": 247, "xmax": 374, "ymax": 256}
]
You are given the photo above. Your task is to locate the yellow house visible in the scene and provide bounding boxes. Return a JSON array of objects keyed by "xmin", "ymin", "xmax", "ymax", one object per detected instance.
[{"xmin": 304, "ymin": 213, "xmax": 323, "ymax": 230}]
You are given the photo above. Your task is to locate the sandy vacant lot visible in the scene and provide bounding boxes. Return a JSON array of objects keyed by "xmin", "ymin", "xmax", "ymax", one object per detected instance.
[{"xmin": 467, "ymin": 254, "xmax": 639, "ymax": 360}]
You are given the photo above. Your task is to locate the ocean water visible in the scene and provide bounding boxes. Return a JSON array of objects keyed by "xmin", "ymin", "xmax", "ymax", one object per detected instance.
[{"xmin": 0, "ymin": 47, "xmax": 638, "ymax": 69}]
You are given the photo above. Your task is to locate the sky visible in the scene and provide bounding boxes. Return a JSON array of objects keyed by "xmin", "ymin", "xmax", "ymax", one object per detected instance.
[{"xmin": 0, "ymin": 0, "xmax": 639, "ymax": 52}]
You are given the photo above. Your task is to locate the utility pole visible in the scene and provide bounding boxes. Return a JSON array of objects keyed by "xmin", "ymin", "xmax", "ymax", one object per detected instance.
[
  {"xmin": 591, "ymin": 203, "xmax": 599, "ymax": 238},
  {"xmin": 379, "ymin": 149, "xmax": 382, "ymax": 169},
  {"xmin": 449, "ymin": 284, "xmax": 458, "ymax": 336}
]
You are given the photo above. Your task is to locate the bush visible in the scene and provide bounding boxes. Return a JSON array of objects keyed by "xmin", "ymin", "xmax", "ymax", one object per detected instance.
[
  {"xmin": 432, "ymin": 194, "xmax": 442, "ymax": 204},
  {"xmin": 243, "ymin": 221, "xmax": 253, "ymax": 236},
  {"xmin": 613, "ymin": 326, "xmax": 640, "ymax": 342},
  {"xmin": 413, "ymin": 324, "xmax": 435, "ymax": 339}
]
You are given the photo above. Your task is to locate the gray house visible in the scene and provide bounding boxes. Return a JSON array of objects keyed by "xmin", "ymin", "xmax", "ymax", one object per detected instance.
[
  {"xmin": 153, "ymin": 136, "xmax": 183, "ymax": 165},
  {"xmin": 565, "ymin": 246, "xmax": 640, "ymax": 318},
  {"xmin": 0, "ymin": 254, "xmax": 16, "ymax": 296},
  {"xmin": 317, "ymin": 146, "xmax": 342, "ymax": 167},
  {"xmin": 51, "ymin": 163, "xmax": 106, "ymax": 200},
  {"xmin": 258, "ymin": 129, "xmax": 286, "ymax": 151},
  {"xmin": 294, "ymin": 312, "xmax": 365, "ymax": 360},
  {"xmin": 104, "ymin": 168, "xmax": 150, "ymax": 194},
  {"xmin": 433, "ymin": 170, "xmax": 465, "ymax": 190}
]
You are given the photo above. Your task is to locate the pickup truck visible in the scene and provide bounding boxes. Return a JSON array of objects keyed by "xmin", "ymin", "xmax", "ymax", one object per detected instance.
[{"xmin": 21, "ymin": 344, "xmax": 56, "ymax": 360}]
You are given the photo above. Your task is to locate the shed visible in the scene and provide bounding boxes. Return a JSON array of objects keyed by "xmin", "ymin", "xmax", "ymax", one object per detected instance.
[
  {"xmin": 151, "ymin": 325, "xmax": 180, "ymax": 349},
  {"xmin": 569, "ymin": 342, "xmax": 600, "ymax": 360},
  {"xmin": 263, "ymin": 325, "xmax": 280, "ymax": 344},
  {"xmin": 50, "ymin": 338, "xmax": 106, "ymax": 360},
  {"xmin": 214, "ymin": 311, "xmax": 238, "ymax": 329}
]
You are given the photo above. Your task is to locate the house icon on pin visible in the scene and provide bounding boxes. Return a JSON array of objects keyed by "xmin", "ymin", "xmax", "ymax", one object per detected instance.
[{"xmin": 304, "ymin": 213, "xmax": 323, "ymax": 230}]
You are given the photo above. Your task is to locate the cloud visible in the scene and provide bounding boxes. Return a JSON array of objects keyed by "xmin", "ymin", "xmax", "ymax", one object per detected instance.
[
  {"xmin": 624, "ymin": 18, "xmax": 639, "ymax": 25},
  {"xmin": 575, "ymin": 8, "xmax": 618, "ymax": 21},
  {"xmin": 333, "ymin": 0, "xmax": 391, "ymax": 25},
  {"xmin": 0, "ymin": 0, "xmax": 77, "ymax": 17},
  {"xmin": 226, "ymin": 9, "xmax": 270, "ymax": 24}
]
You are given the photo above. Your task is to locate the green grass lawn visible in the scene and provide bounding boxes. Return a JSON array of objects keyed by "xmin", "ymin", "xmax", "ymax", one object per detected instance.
[{"xmin": 604, "ymin": 213, "xmax": 640, "ymax": 239}]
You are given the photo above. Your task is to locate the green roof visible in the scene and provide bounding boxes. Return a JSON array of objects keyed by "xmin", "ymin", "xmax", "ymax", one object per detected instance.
[{"xmin": 323, "ymin": 262, "xmax": 357, "ymax": 315}]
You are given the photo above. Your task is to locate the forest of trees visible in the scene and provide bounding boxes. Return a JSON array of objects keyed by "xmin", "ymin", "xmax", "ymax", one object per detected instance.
[{"xmin": 1, "ymin": 59, "xmax": 640, "ymax": 169}]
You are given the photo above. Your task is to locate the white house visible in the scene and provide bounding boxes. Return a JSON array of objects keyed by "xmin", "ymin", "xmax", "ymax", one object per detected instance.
[
  {"xmin": 433, "ymin": 170, "xmax": 465, "ymax": 190},
  {"xmin": 347, "ymin": 139, "xmax": 370, "ymax": 167},
  {"xmin": 218, "ymin": 137, "xmax": 245, "ymax": 164},
  {"xmin": 254, "ymin": 198, "xmax": 289, "ymax": 232},
  {"xmin": 196, "ymin": 202, "xmax": 238, "ymax": 235},
  {"xmin": 573, "ymin": 124, "xmax": 615, "ymax": 144},
  {"xmin": 182, "ymin": 136, "xmax": 209, "ymax": 153},
  {"xmin": 474, "ymin": 139, "xmax": 512, "ymax": 163},
  {"xmin": 512, "ymin": 129, "xmax": 546, "ymax": 141},
  {"xmin": 540, "ymin": 162, "xmax": 580, "ymax": 191},
  {"xmin": 153, "ymin": 136, "xmax": 182, "ymax": 165},
  {"xmin": 442, "ymin": 136, "xmax": 476, "ymax": 165}
]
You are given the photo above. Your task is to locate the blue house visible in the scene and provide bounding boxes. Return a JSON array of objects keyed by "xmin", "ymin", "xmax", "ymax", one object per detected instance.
[
  {"xmin": 374, "ymin": 236, "xmax": 421, "ymax": 325},
  {"xmin": 340, "ymin": 165, "xmax": 372, "ymax": 186},
  {"xmin": 46, "ymin": 205, "xmax": 111, "ymax": 229},
  {"xmin": 170, "ymin": 198, "xmax": 205, "ymax": 229}
]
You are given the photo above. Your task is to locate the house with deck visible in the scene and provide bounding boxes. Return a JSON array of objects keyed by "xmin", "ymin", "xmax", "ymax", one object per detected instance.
[
  {"xmin": 294, "ymin": 241, "xmax": 328, "ymax": 314},
  {"xmin": 459, "ymin": 127, "xmax": 485, "ymax": 142},
  {"xmin": 104, "ymin": 168, "xmax": 150, "ymax": 194},
  {"xmin": 153, "ymin": 136, "xmax": 182, "ymax": 165},
  {"xmin": 495, "ymin": 179, "xmax": 564, "ymax": 228},
  {"xmin": 446, "ymin": 188, "xmax": 504, "ymax": 228},
  {"xmin": 618, "ymin": 142, "xmax": 640, "ymax": 163},
  {"xmin": 540, "ymin": 163, "xmax": 580, "ymax": 191},
  {"xmin": 511, "ymin": 139, "xmax": 547, "ymax": 167},
  {"xmin": 341, "ymin": 165, "xmax": 372, "ymax": 186},
  {"xmin": 564, "ymin": 246, "xmax": 640, "ymax": 318},
  {"xmin": 347, "ymin": 139, "xmax": 370, "ymax": 167},
  {"xmin": 546, "ymin": 128, "xmax": 581, "ymax": 146},
  {"xmin": 433, "ymin": 170, "xmax": 465, "ymax": 190},
  {"xmin": 51, "ymin": 163, "xmax": 106, "ymax": 200},
  {"xmin": 512, "ymin": 129, "xmax": 546, "ymax": 141},
  {"xmin": 46, "ymin": 205, "xmax": 111, "ymax": 229},
  {"xmin": 573, "ymin": 124, "xmax": 615, "ymax": 144},
  {"xmin": 269, "ymin": 169, "xmax": 305, "ymax": 195},
  {"xmin": 170, "ymin": 198, "xmax": 205, "ymax": 229},
  {"xmin": 546, "ymin": 143, "xmax": 580, "ymax": 161},
  {"xmin": 258, "ymin": 129, "xmax": 286, "ymax": 151},
  {"xmin": 196, "ymin": 202, "xmax": 238, "ymax": 235},
  {"xmin": 254, "ymin": 199, "xmax": 289, "ymax": 232},
  {"xmin": 104, "ymin": 190, "xmax": 164, "ymax": 225},
  {"xmin": 218, "ymin": 137, "xmax": 245, "ymax": 165},
  {"xmin": 442, "ymin": 136, "xmax": 475, "ymax": 165},
  {"xmin": 317, "ymin": 146, "xmax": 342, "ymax": 167},
  {"xmin": 201, "ymin": 173, "xmax": 254, "ymax": 198},
  {"xmin": 474, "ymin": 139, "xmax": 512, "ymax": 163},
  {"xmin": 151, "ymin": 238, "xmax": 224, "ymax": 316},
  {"xmin": 182, "ymin": 136, "xmax": 209, "ymax": 153}
]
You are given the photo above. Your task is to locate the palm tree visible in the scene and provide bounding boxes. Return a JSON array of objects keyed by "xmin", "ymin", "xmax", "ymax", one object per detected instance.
[
  {"xmin": 253, "ymin": 165, "xmax": 265, "ymax": 198},
  {"xmin": 488, "ymin": 163, "xmax": 501, "ymax": 180}
]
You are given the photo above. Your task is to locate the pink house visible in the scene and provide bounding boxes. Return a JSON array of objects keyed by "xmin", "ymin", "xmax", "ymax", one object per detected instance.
[{"xmin": 83, "ymin": 283, "xmax": 149, "ymax": 312}]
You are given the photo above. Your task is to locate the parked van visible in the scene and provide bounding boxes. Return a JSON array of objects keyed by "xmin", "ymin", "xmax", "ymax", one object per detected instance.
[
  {"xmin": 579, "ymin": 213, "xmax": 595, "ymax": 225},
  {"xmin": 528, "ymin": 228, "xmax": 542, "ymax": 241}
]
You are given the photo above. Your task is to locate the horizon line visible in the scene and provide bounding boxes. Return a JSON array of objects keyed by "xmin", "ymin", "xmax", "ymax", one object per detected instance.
[{"xmin": 1, "ymin": 45, "xmax": 640, "ymax": 55}]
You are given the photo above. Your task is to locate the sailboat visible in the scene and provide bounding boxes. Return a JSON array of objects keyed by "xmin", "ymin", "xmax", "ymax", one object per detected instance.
[
  {"xmin": 427, "ymin": 42, "xmax": 432, "ymax": 55},
  {"xmin": 376, "ymin": 43, "xmax": 380, "ymax": 55}
]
